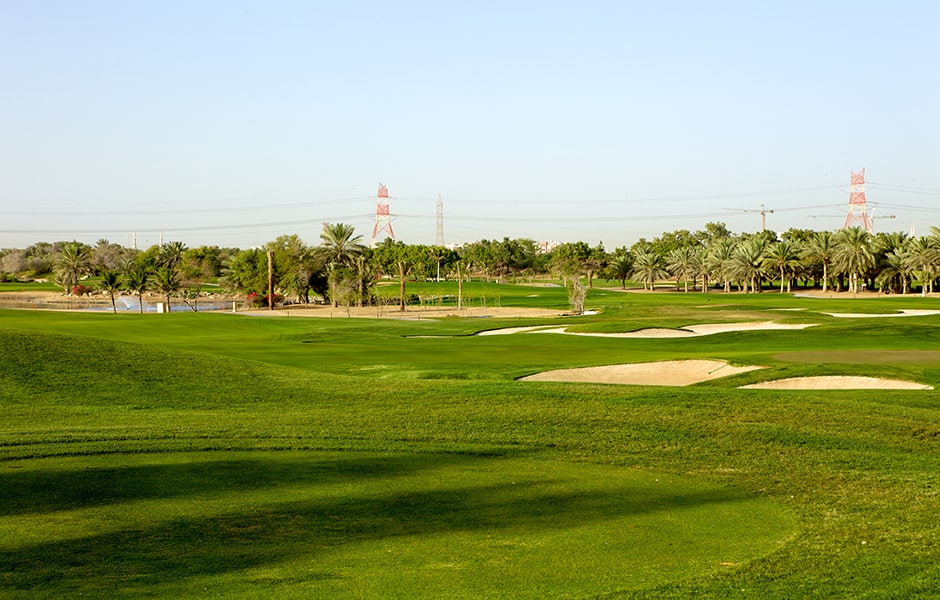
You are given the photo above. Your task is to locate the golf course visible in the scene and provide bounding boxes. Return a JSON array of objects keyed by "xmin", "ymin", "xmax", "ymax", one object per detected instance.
[{"xmin": 2, "ymin": 282, "xmax": 939, "ymax": 598}]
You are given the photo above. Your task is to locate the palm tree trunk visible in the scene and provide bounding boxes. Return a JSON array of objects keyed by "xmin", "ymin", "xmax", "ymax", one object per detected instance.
[{"xmin": 398, "ymin": 262, "xmax": 407, "ymax": 312}]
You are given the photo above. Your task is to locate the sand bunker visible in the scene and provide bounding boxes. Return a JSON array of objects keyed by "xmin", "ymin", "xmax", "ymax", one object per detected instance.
[
  {"xmin": 518, "ymin": 321, "xmax": 815, "ymax": 338},
  {"xmin": 519, "ymin": 360, "xmax": 763, "ymax": 386},
  {"xmin": 823, "ymin": 309, "xmax": 940, "ymax": 319},
  {"xmin": 477, "ymin": 325, "xmax": 571, "ymax": 336},
  {"xmin": 741, "ymin": 376, "xmax": 933, "ymax": 390}
]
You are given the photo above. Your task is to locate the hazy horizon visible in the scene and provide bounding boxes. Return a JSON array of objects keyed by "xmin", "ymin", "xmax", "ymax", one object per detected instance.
[{"xmin": 3, "ymin": 2, "xmax": 938, "ymax": 250}]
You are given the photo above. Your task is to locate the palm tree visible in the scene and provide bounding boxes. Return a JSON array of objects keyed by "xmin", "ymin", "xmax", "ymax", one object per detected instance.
[
  {"xmin": 833, "ymin": 227, "xmax": 875, "ymax": 294},
  {"xmin": 153, "ymin": 267, "xmax": 181, "ymax": 312},
  {"xmin": 320, "ymin": 223, "xmax": 367, "ymax": 307},
  {"xmin": 903, "ymin": 237, "xmax": 940, "ymax": 296},
  {"xmin": 158, "ymin": 241, "xmax": 187, "ymax": 272},
  {"xmin": 805, "ymin": 230, "xmax": 835, "ymax": 292},
  {"xmin": 631, "ymin": 249, "xmax": 667, "ymax": 291},
  {"xmin": 605, "ymin": 252, "xmax": 633, "ymax": 289},
  {"xmin": 124, "ymin": 265, "xmax": 150, "ymax": 313},
  {"xmin": 706, "ymin": 237, "xmax": 737, "ymax": 293},
  {"xmin": 762, "ymin": 240, "xmax": 802, "ymax": 294},
  {"xmin": 666, "ymin": 246, "xmax": 699, "ymax": 293},
  {"xmin": 98, "ymin": 270, "xmax": 122, "ymax": 313},
  {"xmin": 729, "ymin": 237, "xmax": 767, "ymax": 293},
  {"xmin": 54, "ymin": 241, "xmax": 92, "ymax": 294},
  {"xmin": 352, "ymin": 254, "xmax": 374, "ymax": 307},
  {"xmin": 320, "ymin": 223, "xmax": 366, "ymax": 267},
  {"xmin": 876, "ymin": 249, "xmax": 911, "ymax": 295}
]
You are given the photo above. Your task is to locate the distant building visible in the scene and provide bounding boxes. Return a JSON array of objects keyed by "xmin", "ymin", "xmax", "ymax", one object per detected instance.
[{"xmin": 538, "ymin": 241, "xmax": 562, "ymax": 254}]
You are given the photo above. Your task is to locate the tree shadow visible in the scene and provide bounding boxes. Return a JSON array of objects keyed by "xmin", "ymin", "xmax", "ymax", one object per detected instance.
[
  {"xmin": 0, "ymin": 452, "xmax": 475, "ymax": 517},
  {"xmin": 0, "ymin": 467, "xmax": 756, "ymax": 594}
]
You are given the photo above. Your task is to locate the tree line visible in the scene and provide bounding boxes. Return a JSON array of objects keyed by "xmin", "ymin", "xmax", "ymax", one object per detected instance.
[{"xmin": 2, "ymin": 221, "xmax": 940, "ymax": 313}]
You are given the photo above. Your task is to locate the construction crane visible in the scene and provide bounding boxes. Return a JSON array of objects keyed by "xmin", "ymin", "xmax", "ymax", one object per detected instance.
[{"xmin": 724, "ymin": 204, "xmax": 774, "ymax": 232}]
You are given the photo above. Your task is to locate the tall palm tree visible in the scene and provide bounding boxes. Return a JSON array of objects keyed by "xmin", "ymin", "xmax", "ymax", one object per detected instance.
[
  {"xmin": 762, "ymin": 240, "xmax": 802, "ymax": 294},
  {"xmin": 666, "ymin": 246, "xmax": 698, "ymax": 293},
  {"xmin": 903, "ymin": 237, "xmax": 940, "ymax": 296},
  {"xmin": 158, "ymin": 241, "xmax": 187, "ymax": 272},
  {"xmin": 631, "ymin": 249, "xmax": 667, "ymax": 291},
  {"xmin": 729, "ymin": 237, "xmax": 767, "ymax": 293},
  {"xmin": 832, "ymin": 227, "xmax": 875, "ymax": 294},
  {"xmin": 124, "ymin": 264, "xmax": 150, "ymax": 314},
  {"xmin": 320, "ymin": 224, "xmax": 367, "ymax": 307},
  {"xmin": 320, "ymin": 223, "xmax": 366, "ymax": 267},
  {"xmin": 98, "ymin": 270, "xmax": 122, "ymax": 313},
  {"xmin": 606, "ymin": 252, "xmax": 633, "ymax": 289},
  {"xmin": 876, "ymin": 249, "xmax": 911, "ymax": 295},
  {"xmin": 54, "ymin": 241, "xmax": 92, "ymax": 294},
  {"xmin": 706, "ymin": 237, "xmax": 737, "ymax": 293},
  {"xmin": 805, "ymin": 230, "xmax": 835, "ymax": 292},
  {"xmin": 153, "ymin": 267, "xmax": 181, "ymax": 312}
]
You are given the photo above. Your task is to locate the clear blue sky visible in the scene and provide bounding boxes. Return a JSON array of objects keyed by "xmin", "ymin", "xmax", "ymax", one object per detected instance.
[{"xmin": 2, "ymin": 1, "xmax": 938, "ymax": 250}]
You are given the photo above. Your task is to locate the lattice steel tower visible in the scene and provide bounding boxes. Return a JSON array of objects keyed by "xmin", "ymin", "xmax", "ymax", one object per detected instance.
[
  {"xmin": 435, "ymin": 194, "xmax": 445, "ymax": 246},
  {"xmin": 842, "ymin": 168, "xmax": 873, "ymax": 233},
  {"xmin": 371, "ymin": 183, "xmax": 395, "ymax": 247}
]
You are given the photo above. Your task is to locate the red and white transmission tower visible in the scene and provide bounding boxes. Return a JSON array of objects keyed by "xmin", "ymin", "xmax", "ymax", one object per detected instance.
[
  {"xmin": 842, "ymin": 168, "xmax": 873, "ymax": 233},
  {"xmin": 371, "ymin": 183, "xmax": 395, "ymax": 247}
]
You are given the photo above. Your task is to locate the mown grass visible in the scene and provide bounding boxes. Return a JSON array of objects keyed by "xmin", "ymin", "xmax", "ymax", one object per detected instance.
[{"xmin": 1, "ymin": 285, "xmax": 939, "ymax": 598}]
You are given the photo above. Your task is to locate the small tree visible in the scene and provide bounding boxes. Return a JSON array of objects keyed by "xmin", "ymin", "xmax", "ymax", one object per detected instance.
[
  {"xmin": 54, "ymin": 241, "xmax": 92, "ymax": 294},
  {"xmin": 153, "ymin": 267, "xmax": 181, "ymax": 313},
  {"xmin": 98, "ymin": 270, "xmax": 122, "ymax": 314},
  {"xmin": 124, "ymin": 264, "xmax": 150, "ymax": 314}
]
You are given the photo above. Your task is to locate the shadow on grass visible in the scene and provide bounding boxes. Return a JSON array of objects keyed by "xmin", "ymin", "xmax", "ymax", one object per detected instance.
[
  {"xmin": 0, "ymin": 453, "xmax": 473, "ymax": 517},
  {"xmin": 0, "ymin": 453, "xmax": 759, "ymax": 594}
]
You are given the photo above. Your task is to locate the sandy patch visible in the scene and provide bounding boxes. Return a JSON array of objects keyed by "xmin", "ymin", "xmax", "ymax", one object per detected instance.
[
  {"xmin": 741, "ymin": 376, "xmax": 933, "ymax": 390},
  {"xmin": 519, "ymin": 321, "xmax": 815, "ymax": 339},
  {"xmin": 823, "ymin": 309, "xmax": 940, "ymax": 318},
  {"xmin": 477, "ymin": 325, "xmax": 571, "ymax": 336},
  {"xmin": 519, "ymin": 360, "xmax": 763, "ymax": 386}
]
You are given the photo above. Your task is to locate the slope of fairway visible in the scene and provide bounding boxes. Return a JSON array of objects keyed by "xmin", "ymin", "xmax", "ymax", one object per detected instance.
[{"xmin": 0, "ymin": 451, "xmax": 794, "ymax": 598}]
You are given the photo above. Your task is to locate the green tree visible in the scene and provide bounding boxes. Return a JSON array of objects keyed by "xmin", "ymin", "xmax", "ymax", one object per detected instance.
[
  {"xmin": 54, "ymin": 241, "xmax": 92, "ymax": 294},
  {"xmin": 631, "ymin": 248, "xmax": 667, "ymax": 291},
  {"xmin": 604, "ymin": 249, "xmax": 633, "ymax": 289},
  {"xmin": 903, "ymin": 236, "xmax": 940, "ymax": 296},
  {"xmin": 833, "ymin": 227, "xmax": 875, "ymax": 294},
  {"xmin": 158, "ymin": 241, "xmax": 187, "ymax": 271},
  {"xmin": 98, "ymin": 269, "xmax": 122, "ymax": 313},
  {"xmin": 124, "ymin": 264, "xmax": 150, "ymax": 314},
  {"xmin": 222, "ymin": 248, "xmax": 272, "ymax": 297},
  {"xmin": 762, "ymin": 240, "xmax": 803, "ymax": 294},
  {"xmin": 729, "ymin": 237, "xmax": 768, "ymax": 293},
  {"xmin": 805, "ymin": 230, "xmax": 836, "ymax": 292},
  {"xmin": 153, "ymin": 267, "xmax": 181, "ymax": 312},
  {"xmin": 319, "ymin": 223, "xmax": 366, "ymax": 267},
  {"xmin": 706, "ymin": 237, "xmax": 738, "ymax": 293},
  {"xmin": 373, "ymin": 240, "xmax": 421, "ymax": 311},
  {"xmin": 666, "ymin": 246, "xmax": 698, "ymax": 293}
]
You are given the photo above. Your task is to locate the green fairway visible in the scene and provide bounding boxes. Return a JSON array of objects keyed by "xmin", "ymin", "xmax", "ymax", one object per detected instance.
[
  {"xmin": 1, "ymin": 286, "xmax": 939, "ymax": 597},
  {"xmin": 0, "ymin": 452, "xmax": 793, "ymax": 598}
]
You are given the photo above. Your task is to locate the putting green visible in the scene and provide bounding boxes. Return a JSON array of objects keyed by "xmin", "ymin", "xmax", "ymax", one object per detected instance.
[{"xmin": 0, "ymin": 451, "xmax": 796, "ymax": 598}]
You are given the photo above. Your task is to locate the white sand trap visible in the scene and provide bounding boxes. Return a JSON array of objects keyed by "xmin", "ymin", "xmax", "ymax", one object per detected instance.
[
  {"xmin": 477, "ymin": 325, "xmax": 571, "ymax": 336},
  {"xmin": 519, "ymin": 360, "xmax": 763, "ymax": 386},
  {"xmin": 741, "ymin": 376, "xmax": 933, "ymax": 390},
  {"xmin": 823, "ymin": 309, "xmax": 940, "ymax": 319},
  {"xmin": 527, "ymin": 321, "xmax": 815, "ymax": 339}
]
